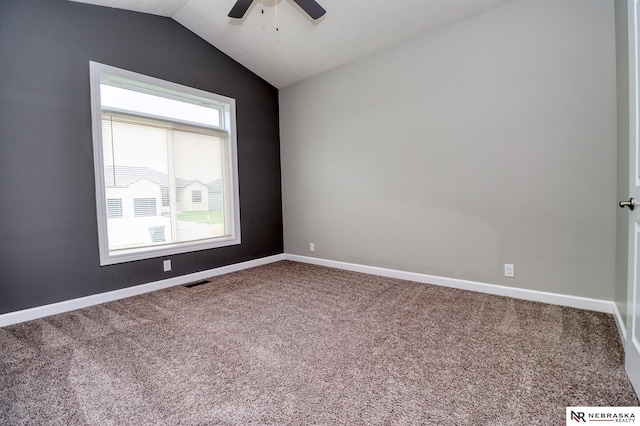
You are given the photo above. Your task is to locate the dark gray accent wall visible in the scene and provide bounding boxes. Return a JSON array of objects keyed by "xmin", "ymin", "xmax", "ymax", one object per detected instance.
[{"xmin": 0, "ymin": 0, "xmax": 283, "ymax": 314}]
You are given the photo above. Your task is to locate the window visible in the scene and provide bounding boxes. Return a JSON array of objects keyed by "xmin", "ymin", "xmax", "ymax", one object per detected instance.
[
  {"xmin": 106, "ymin": 198, "xmax": 123, "ymax": 218},
  {"xmin": 90, "ymin": 62, "xmax": 240, "ymax": 265},
  {"xmin": 133, "ymin": 198, "xmax": 157, "ymax": 217}
]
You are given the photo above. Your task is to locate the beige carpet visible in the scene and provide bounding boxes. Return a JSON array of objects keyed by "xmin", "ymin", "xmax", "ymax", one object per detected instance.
[{"xmin": 0, "ymin": 261, "xmax": 637, "ymax": 424}]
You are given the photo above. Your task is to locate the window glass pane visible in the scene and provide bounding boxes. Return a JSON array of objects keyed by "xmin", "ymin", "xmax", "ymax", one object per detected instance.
[
  {"xmin": 173, "ymin": 130, "xmax": 226, "ymax": 242},
  {"xmin": 102, "ymin": 118, "xmax": 170, "ymax": 251},
  {"xmin": 101, "ymin": 84, "xmax": 220, "ymax": 127}
]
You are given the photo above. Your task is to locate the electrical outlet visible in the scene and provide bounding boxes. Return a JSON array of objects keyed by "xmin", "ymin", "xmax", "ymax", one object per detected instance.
[
  {"xmin": 504, "ymin": 263, "xmax": 515, "ymax": 278},
  {"xmin": 163, "ymin": 259, "xmax": 171, "ymax": 272},
  {"xmin": 309, "ymin": 243, "xmax": 315, "ymax": 252}
]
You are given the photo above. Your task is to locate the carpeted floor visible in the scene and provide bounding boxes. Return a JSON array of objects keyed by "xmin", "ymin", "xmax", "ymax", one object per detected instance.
[{"xmin": 0, "ymin": 261, "xmax": 637, "ymax": 425}]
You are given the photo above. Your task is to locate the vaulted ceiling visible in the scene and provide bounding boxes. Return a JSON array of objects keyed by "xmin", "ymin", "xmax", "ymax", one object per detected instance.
[{"xmin": 68, "ymin": 0, "xmax": 518, "ymax": 88}]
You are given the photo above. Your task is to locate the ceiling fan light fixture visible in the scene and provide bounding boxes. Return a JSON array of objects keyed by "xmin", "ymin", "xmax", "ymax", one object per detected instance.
[{"xmin": 228, "ymin": 0, "xmax": 326, "ymax": 20}]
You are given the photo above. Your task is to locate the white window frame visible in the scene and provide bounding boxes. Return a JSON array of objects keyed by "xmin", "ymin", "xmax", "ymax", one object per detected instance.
[{"xmin": 89, "ymin": 62, "xmax": 241, "ymax": 266}]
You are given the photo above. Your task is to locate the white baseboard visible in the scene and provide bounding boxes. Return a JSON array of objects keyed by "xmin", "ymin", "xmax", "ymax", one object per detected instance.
[
  {"xmin": 613, "ymin": 303, "xmax": 627, "ymax": 347},
  {"xmin": 284, "ymin": 254, "xmax": 616, "ymax": 315},
  {"xmin": 0, "ymin": 254, "xmax": 285, "ymax": 328},
  {"xmin": 0, "ymin": 252, "xmax": 620, "ymax": 330}
]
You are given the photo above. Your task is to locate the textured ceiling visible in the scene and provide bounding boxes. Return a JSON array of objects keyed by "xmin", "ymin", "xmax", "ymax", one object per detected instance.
[{"xmin": 68, "ymin": 0, "xmax": 518, "ymax": 88}]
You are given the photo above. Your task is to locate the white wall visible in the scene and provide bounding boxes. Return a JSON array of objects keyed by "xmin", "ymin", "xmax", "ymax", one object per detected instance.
[
  {"xmin": 280, "ymin": 0, "xmax": 617, "ymax": 300},
  {"xmin": 615, "ymin": 0, "xmax": 630, "ymax": 326}
]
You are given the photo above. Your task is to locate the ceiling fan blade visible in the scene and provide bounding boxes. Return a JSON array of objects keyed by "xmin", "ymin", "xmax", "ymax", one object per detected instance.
[
  {"xmin": 292, "ymin": 0, "xmax": 326, "ymax": 20},
  {"xmin": 228, "ymin": 0, "xmax": 254, "ymax": 18}
]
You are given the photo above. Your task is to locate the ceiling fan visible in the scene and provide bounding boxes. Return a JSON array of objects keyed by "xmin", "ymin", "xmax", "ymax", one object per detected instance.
[{"xmin": 228, "ymin": 0, "xmax": 326, "ymax": 20}]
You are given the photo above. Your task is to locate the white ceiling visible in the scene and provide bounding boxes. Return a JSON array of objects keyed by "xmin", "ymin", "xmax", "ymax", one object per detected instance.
[{"xmin": 69, "ymin": 0, "xmax": 518, "ymax": 88}]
